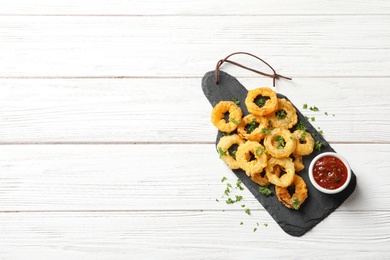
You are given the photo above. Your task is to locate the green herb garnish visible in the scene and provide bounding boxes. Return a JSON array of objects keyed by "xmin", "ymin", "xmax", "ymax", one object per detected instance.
[
  {"xmin": 246, "ymin": 118, "xmax": 257, "ymax": 134},
  {"xmin": 230, "ymin": 118, "xmax": 240, "ymax": 125},
  {"xmin": 218, "ymin": 147, "xmax": 227, "ymax": 158},
  {"xmin": 221, "ymin": 177, "xmax": 228, "ymax": 183},
  {"xmin": 295, "ymin": 121, "xmax": 307, "ymax": 132},
  {"xmin": 232, "ymin": 97, "xmax": 240, "ymax": 105},
  {"xmin": 236, "ymin": 179, "xmax": 244, "ymax": 190},
  {"xmin": 310, "ymin": 106, "xmax": 319, "ymax": 112},
  {"xmin": 311, "ymin": 117, "xmax": 315, "ymax": 122},
  {"xmin": 259, "ymin": 185, "xmax": 272, "ymax": 196},
  {"xmin": 245, "ymin": 208, "xmax": 251, "ymax": 215},
  {"xmin": 253, "ymin": 228, "xmax": 257, "ymax": 232},
  {"xmin": 264, "ymin": 223, "xmax": 268, "ymax": 227},
  {"xmin": 315, "ymin": 141, "xmax": 324, "ymax": 151},
  {"xmin": 261, "ymin": 128, "xmax": 271, "ymax": 135},
  {"xmin": 276, "ymin": 110, "xmax": 287, "ymax": 119},
  {"xmin": 274, "ymin": 135, "xmax": 285, "ymax": 149},
  {"xmin": 302, "ymin": 104, "xmax": 308, "ymax": 109},
  {"xmin": 255, "ymin": 147, "xmax": 268, "ymax": 156},
  {"xmin": 235, "ymin": 195, "xmax": 243, "ymax": 202},
  {"xmin": 226, "ymin": 198, "xmax": 235, "ymax": 204},
  {"xmin": 256, "ymin": 98, "xmax": 266, "ymax": 107},
  {"xmin": 292, "ymin": 198, "xmax": 301, "ymax": 210}
]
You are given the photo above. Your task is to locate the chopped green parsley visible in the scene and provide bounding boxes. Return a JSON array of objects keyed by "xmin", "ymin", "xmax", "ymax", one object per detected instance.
[
  {"xmin": 259, "ymin": 185, "xmax": 272, "ymax": 196},
  {"xmin": 315, "ymin": 141, "xmax": 324, "ymax": 151},
  {"xmin": 292, "ymin": 198, "xmax": 301, "ymax": 210},
  {"xmin": 276, "ymin": 110, "xmax": 287, "ymax": 119},
  {"xmin": 230, "ymin": 118, "xmax": 240, "ymax": 125},
  {"xmin": 261, "ymin": 128, "xmax": 272, "ymax": 135},
  {"xmin": 218, "ymin": 147, "xmax": 227, "ymax": 158},
  {"xmin": 274, "ymin": 135, "xmax": 285, "ymax": 149},
  {"xmin": 232, "ymin": 97, "xmax": 240, "ymax": 105}
]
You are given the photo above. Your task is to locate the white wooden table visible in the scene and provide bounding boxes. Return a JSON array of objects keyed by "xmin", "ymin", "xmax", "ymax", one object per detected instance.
[{"xmin": 1, "ymin": 1, "xmax": 390, "ymax": 259}]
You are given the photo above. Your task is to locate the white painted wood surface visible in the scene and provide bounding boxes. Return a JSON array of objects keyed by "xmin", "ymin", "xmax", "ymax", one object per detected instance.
[{"xmin": 1, "ymin": 1, "xmax": 390, "ymax": 259}]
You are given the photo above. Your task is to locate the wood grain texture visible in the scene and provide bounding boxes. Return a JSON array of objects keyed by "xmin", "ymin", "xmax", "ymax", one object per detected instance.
[
  {"xmin": 0, "ymin": 78, "xmax": 389, "ymax": 143},
  {"xmin": 0, "ymin": 211, "xmax": 389, "ymax": 259},
  {"xmin": 0, "ymin": 16, "xmax": 389, "ymax": 77},
  {"xmin": 2, "ymin": 0, "xmax": 390, "ymax": 15},
  {"xmin": 1, "ymin": 0, "xmax": 389, "ymax": 258},
  {"xmin": 0, "ymin": 144, "xmax": 388, "ymax": 211}
]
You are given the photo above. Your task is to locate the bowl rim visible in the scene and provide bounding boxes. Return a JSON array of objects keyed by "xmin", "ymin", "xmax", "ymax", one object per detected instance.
[{"xmin": 308, "ymin": 152, "xmax": 351, "ymax": 194}]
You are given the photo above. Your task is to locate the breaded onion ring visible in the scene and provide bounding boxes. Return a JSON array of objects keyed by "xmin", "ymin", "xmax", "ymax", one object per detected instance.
[
  {"xmin": 293, "ymin": 130, "xmax": 315, "ymax": 156},
  {"xmin": 237, "ymin": 114, "xmax": 268, "ymax": 142},
  {"xmin": 211, "ymin": 101, "xmax": 242, "ymax": 133},
  {"xmin": 252, "ymin": 165, "xmax": 281, "ymax": 186},
  {"xmin": 275, "ymin": 174, "xmax": 308, "ymax": 210},
  {"xmin": 264, "ymin": 128, "xmax": 297, "ymax": 158},
  {"xmin": 236, "ymin": 141, "xmax": 268, "ymax": 176},
  {"xmin": 265, "ymin": 157, "xmax": 295, "ymax": 188},
  {"xmin": 245, "ymin": 87, "xmax": 278, "ymax": 116},
  {"xmin": 292, "ymin": 153, "xmax": 305, "ymax": 172},
  {"xmin": 267, "ymin": 98, "xmax": 298, "ymax": 129},
  {"xmin": 217, "ymin": 134, "xmax": 244, "ymax": 169}
]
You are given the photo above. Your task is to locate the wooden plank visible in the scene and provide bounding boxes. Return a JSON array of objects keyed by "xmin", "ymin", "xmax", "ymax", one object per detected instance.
[
  {"xmin": 0, "ymin": 211, "xmax": 389, "ymax": 258},
  {"xmin": 1, "ymin": 0, "xmax": 390, "ymax": 15},
  {"xmin": 0, "ymin": 16, "xmax": 389, "ymax": 77},
  {"xmin": 0, "ymin": 144, "xmax": 388, "ymax": 211},
  {"xmin": 0, "ymin": 78, "xmax": 389, "ymax": 143}
]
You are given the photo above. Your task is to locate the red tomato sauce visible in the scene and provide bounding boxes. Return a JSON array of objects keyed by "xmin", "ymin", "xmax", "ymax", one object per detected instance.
[{"xmin": 313, "ymin": 156, "xmax": 348, "ymax": 190}]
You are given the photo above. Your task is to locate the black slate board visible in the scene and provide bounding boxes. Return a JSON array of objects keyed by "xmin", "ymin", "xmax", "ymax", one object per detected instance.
[{"xmin": 202, "ymin": 70, "xmax": 357, "ymax": 237}]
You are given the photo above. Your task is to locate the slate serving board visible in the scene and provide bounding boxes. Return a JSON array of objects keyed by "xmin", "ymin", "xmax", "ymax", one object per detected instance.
[{"xmin": 202, "ymin": 70, "xmax": 357, "ymax": 237}]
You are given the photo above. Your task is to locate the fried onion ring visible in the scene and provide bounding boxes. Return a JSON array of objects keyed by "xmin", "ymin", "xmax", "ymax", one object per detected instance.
[
  {"xmin": 217, "ymin": 134, "xmax": 244, "ymax": 169},
  {"xmin": 265, "ymin": 157, "xmax": 295, "ymax": 188},
  {"xmin": 267, "ymin": 98, "xmax": 298, "ymax": 129},
  {"xmin": 237, "ymin": 114, "xmax": 268, "ymax": 142},
  {"xmin": 264, "ymin": 128, "xmax": 297, "ymax": 158},
  {"xmin": 245, "ymin": 87, "xmax": 278, "ymax": 116},
  {"xmin": 211, "ymin": 101, "xmax": 242, "ymax": 133},
  {"xmin": 292, "ymin": 153, "xmax": 305, "ymax": 172},
  {"xmin": 252, "ymin": 165, "xmax": 281, "ymax": 186},
  {"xmin": 293, "ymin": 130, "xmax": 315, "ymax": 156},
  {"xmin": 236, "ymin": 141, "xmax": 268, "ymax": 176},
  {"xmin": 275, "ymin": 174, "xmax": 308, "ymax": 210}
]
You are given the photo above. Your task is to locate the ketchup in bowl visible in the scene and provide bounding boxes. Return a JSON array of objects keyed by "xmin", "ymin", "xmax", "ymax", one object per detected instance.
[{"xmin": 309, "ymin": 152, "xmax": 351, "ymax": 194}]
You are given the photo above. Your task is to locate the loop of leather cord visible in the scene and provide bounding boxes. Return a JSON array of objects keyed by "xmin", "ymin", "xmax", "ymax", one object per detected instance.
[{"xmin": 215, "ymin": 52, "xmax": 292, "ymax": 86}]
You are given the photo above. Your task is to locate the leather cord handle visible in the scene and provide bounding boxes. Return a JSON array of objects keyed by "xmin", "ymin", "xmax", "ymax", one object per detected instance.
[{"xmin": 215, "ymin": 52, "xmax": 292, "ymax": 86}]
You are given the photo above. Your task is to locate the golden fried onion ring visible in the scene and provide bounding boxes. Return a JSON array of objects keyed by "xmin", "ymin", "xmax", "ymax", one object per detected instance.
[
  {"xmin": 275, "ymin": 174, "xmax": 308, "ymax": 210},
  {"xmin": 292, "ymin": 153, "xmax": 305, "ymax": 172},
  {"xmin": 267, "ymin": 98, "xmax": 298, "ymax": 129},
  {"xmin": 211, "ymin": 101, "xmax": 242, "ymax": 133},
  {"xmin": 264, "ymin": 128, "xmax": 297, "ymax": 158},
  {"xmin": 252, "ymin": 165, "xmax": 281, "ymax": 186},
  {"xmin": 217, "ymin": 134, "xmax": 244, "ymax": 169},
  {"xmin": 293, "ymin": 130, "xmax": 315, "ymax": 155},
  {"xmin": 236, "ymin": 141, "xmax": 268, "ymax": 176},
  {"xmin": 245, "ymin": 87, "xmax": 278, "ymax": 116},
  {"xmin": 237, "ymin": 114, "xmax": 268, "ymax": 142},
  {"xmin": 265, "ymin": 157, "xmax": 295, "ymax": 188}
]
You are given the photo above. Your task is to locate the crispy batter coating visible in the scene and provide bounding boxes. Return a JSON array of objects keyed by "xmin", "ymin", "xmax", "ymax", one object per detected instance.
[
  {"xmin": 236, "ymin": 141, "xmax": 268, "ymax": 176},
  {"xmin": 275, "ymin": 174, "xmax": 308, "ymax": 210},
  {"xmin": 245, "ymin": 87, "xmax": 278, "ymax": 116},
  {"xmin": 217, "ymin": 134, "xmax": 244, "ymax": 169},
  {"xmin": 264, "ymin": 128, "xmax": 297, "ymax": 158},
  {"xmin": 211, "ymin": 101, "xmax": 242, "ymax": 133},
  {"xmin": 293, "ymin": 130, "xmax": 315, "ymax": 156},
  {"xmin": 292, "ymin": 153, "xmax": 305, "ymax": 172},
  {"xmin": 267, "ymin": 98, "xmax": 298, "ymax": 129},
  {"xmin": 237, "ymin": 114, "xmax": 268, "ymax": 142},
  {"xmin": 265, "ymin": 157, "xmax": 295, "ymax": 188}
]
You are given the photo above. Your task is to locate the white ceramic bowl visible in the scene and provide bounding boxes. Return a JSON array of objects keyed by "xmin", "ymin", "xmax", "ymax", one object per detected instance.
[{"xmin": 308, "ymin": 152, "xmax": 351, "ymax": 194}]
